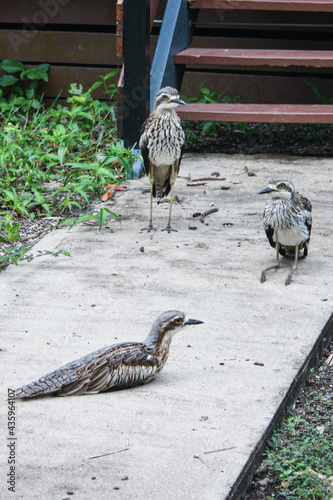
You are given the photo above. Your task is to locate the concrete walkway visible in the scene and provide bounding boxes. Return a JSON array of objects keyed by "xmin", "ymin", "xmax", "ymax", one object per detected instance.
[{"xmin": 1, "ymin": 154, "xmax": 332, "ymax": 500}]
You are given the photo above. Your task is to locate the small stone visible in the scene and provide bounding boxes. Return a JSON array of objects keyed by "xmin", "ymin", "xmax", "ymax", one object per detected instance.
[
  {"xmin": 320, "ymin": 297, "xmax": 328, "ymax": 301},
  {"xmin": 91, "ymin": 303, "xmax": 96, "ymax": 307},
  {"xmin": 209, "ymin": 202, "xmax": 215, "ymax": 206},
  {"xmin": 188, "ymin": 226, "xmax": 198, "ymax": 230},
  {"xmin": 91, "ymin": 476, "xmax": 96, "ymax": 480},
  {"xmin": 140, "ymin": 247, "xmax": 144, "ymax": 252},
  {"xmin": 247, "ymin": 171, "xmax": 256, "ymax": 177},
  {"xmin": 221, "ymin": 186, "xmax": 230, "ymax": 190},
  {"xmin": 121, "ymin": 475, "xmax": 129, "ymax": 481},
  {"xmin": 113, "ymin": 486, "xmax": 120, "ymax": 490},
  {"xmin": 66, "ymin": 491, "xmax": 74, "ymax": 496},
  {"xmin": 192, "ymin": 212, "xmax": 202, "ymax": 218}
]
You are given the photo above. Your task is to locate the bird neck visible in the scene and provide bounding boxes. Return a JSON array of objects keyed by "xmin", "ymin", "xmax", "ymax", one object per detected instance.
[
  {"xmin": 154, "ymin": 107, "xmax": 176, "ymax": 117},
  {"xmin": 144, "ymin": 325, "xmax": 173, "ymax": 351}
]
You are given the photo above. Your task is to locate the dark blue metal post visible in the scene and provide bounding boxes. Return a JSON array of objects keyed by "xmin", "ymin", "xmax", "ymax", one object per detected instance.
[{"xmin": 150, "ymin": 0, "xmax": 195, "ymax": 110}]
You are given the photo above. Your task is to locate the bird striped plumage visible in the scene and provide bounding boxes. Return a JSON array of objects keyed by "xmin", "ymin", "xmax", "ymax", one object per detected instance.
[
  {"xmin": 259, "ymin": 177, "xmax": 312, "ymax": 285},
  {"xmin": 139, "ymin": 86, "xmax": 186, "ymax": 232},
  {"xmin": 16, "ymin": 311, "xmax": 203, "ymax": 399}
]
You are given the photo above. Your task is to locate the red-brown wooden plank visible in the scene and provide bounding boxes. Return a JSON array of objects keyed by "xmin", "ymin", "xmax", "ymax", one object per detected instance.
[
  {"xmin": 188, "ymin": 0, "xmax": 333, "ymax": 12},
  {"xmin": 175, "ymin": 48, "xmax": 333, "ymax": 68},
  {"xmin": 180, "ymin": 71, "xmax": 333, "ymax": 104},
  {"xmin": 177, "ymin": 103, "xmax": 333, "ymax": 123}
]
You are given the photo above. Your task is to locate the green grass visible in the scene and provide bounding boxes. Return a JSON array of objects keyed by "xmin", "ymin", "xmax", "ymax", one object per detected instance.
[
  {"xmin": 263, "ymin": 400, "xmax": 333, "ymax": 499},
  {"xmin": 0, "ymin": 60, "xmax": 137, "ymax": 270}
]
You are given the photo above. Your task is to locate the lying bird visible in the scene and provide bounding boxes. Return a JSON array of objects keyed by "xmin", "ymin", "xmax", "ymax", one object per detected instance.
[
  {"xmin": 16, "ymin": 311, "xmax": 203, "ymax": 398},
  {"xmin": 139, "ymin": 86, "xmax": 186, "ymax": 233},
  {"xmin": 259, "ymin": 177, "xmax": 312, "ymax": 286}
]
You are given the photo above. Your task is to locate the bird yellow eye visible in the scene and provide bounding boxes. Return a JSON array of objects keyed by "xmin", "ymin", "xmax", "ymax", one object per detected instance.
[
  {"xmin": 278, "ymin": 183, "xmax": 285, "ymax": 188},
  {"xmin": 161, "ymin": 94, "xmax": 168, "ymax": 100},
  {"xmin": 174, "ymin": 318, "xmax": 182, "ymax": 325}
]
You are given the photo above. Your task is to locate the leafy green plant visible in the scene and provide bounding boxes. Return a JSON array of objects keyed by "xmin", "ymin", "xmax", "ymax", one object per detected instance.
[
  {"xmin": 0, "ymin": 59, "xmax": 49, "ymax": 113},
  {"xmin": 0, "ymin": 60, "xmax": 136, "ymax": 271},
  {"xmin": 60, "ymin": 207, "xmax": 121, "ymax": 231},
  {"xmin": 197, "ymin": 86, "xmax": 243, "ymax": 137},
  {"xmin": 0, "ymin": 214, "xmax": 21, "ymax": 242},
  {"xmin": 264, "ymin": 414, "xmax": 333, "ymax": 499},
  {"xmin": 305, "ymin": 80, "xmax": 333, "ymax": 105},
  {"xmin": 0, "ymin": 245, "xmax": 70, "ymax": 271}
]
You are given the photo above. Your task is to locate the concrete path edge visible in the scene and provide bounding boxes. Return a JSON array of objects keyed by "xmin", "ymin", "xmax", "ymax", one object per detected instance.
[{"xmin": 228, "ymin": 312, "xmax": 333, "ymax": 500}]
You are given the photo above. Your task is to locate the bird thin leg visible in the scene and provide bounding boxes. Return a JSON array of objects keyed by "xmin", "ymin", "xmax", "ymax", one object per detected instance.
[
  {"xmin": 261, "ymin": 241, "xmax": 281, "ymax": 283},
  {"xmin": 162, "ymin": 163, "xmax": 177, "ymax": 233},
  {"xmin": 142, "ymin": 168, "xmax": 156, "ymax": 232},
  {"xmin": 285, "ymin": 244, "xmax": 299, "ymax": 286}
]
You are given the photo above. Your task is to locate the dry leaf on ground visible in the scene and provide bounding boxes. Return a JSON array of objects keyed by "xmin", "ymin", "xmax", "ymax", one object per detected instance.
[{"xmin": 102, "ymin": 184, "xmax": 126, "ymax": 202}]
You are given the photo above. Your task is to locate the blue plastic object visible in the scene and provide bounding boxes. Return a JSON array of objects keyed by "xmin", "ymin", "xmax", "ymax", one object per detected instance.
[{"xmin": 127, "ymin": 149, "xmax": 145, "ymax": 179}]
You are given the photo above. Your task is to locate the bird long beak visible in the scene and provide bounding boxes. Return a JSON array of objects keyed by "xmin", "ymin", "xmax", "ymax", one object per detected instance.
[
  {"xmin": 172, "ymin": 97, "xmax": 186, "ymax": 106},
  {"xmin": 185, "ymin": 318, "xmax": 204, "ymax": 325},
  {"xmin": 258, "ymin": 187, "xmax": 276, "ymax": 194}
]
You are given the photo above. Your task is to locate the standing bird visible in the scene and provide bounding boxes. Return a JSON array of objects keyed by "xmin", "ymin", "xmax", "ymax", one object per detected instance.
[
  {"xmin": 139, "ymin": 87, "xmax": 186, "ymax": 233},
  {"xmin": 259, "ymin": 177, "xmax": 312, "ymax": 286},
  {"xmin": 16, "ymin": 311, "xmax": 203, "ymax": 399}
]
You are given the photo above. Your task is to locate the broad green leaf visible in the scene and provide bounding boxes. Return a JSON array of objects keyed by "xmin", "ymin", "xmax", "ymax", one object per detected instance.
[
  {"xmin": 0, "ymin": 75, "xmax": 19, "ymax": 87},
  {"xmin": 101, "ymin": 155, "xmax": 118, "ymax": 166},
  {"xmin": 68, "ymin": 83, "xmax": 83, "ymax": 96},
  {"xmin": 25, "ymin": 67, "xmax": 49, "ymax": 82},
  {"xmin": 34, "ymin": 63, "xmax": 50, "ymax": 72},
  {"xmin": 87, "ymin": 81, "xmax": 103, "ymax": 93},
  {"xmin": 0, "ymin": 60, "xmax": 24, "ymax": 73},
  {"xmin": 78, "ymin": 111, "xmax": 94, "ymax": 122},
  {"xmin": 33, "ymin": 190, "xmax": 45, "ymax": 204},
  {"xmin": 57, "ymin": 147, "xmax": 67, "ymax": 167},
  {"xmin": 68, "ymin": 213, "xmax": 98, "ymax": 230},
  {"xmin": 26, "ymin": 88, "xmax": 35, "ymax": 100}
]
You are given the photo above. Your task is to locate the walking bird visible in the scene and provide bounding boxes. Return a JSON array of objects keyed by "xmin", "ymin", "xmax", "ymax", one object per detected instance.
[
  {"xmin": 16, "ymin": 311, "xmax": 203, "ymax": 399},
  {"xmin": 139, "ymin": 86, "xmax": 186, "ymax": 232},
  {"xmin": 259, "ymin": 177, "xmax": 312, "ymax": 286}
]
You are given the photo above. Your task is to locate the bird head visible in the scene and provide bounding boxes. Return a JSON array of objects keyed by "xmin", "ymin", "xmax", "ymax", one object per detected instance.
[
  {"xmin": 258, "ymin": 177, "xmax": 296, "ymax": 201},
  {"xmin": 145, "ymin": 310, "xmax": 203, "ymax": 346},
  {"xmin": 153, "ymin": 87, "xmax": 186, "ymax": 112}
]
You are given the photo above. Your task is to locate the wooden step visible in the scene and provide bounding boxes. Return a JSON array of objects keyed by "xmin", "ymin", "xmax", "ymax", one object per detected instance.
[
  {"xmin": 176, "ymin": 103, "xmax": 333, "ymax": 123},
  {"xmin": 188, "ymin": 0, "xmax": 333, "ymax": 12},
  {"xmin": 175, "ymin": 48, "xmax": 333, "ymax": 68}
]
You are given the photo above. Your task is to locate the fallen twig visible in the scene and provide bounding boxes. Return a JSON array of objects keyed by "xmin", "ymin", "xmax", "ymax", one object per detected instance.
[
  {"xmin": 325, "ymin": 352, "xmax": 333, "ymax": 366},
  {"xmin": 204, "ymin": 446, "xmax": 236, "ymax": 455},
  {"xmin": 187, "ymin": 182, "xmax": 206, "ymax": 187},
  {"xmin": 89, "ymin": 441, "xmax": 129, "ymax": 460},
  {"xmin": 191, "ymin": 177, "xmax": 226, "ymax": 182},
  {"xmin": 200, "ymin": 208, "xmax": 219, "ymax": 223}
]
